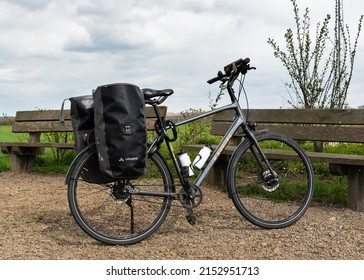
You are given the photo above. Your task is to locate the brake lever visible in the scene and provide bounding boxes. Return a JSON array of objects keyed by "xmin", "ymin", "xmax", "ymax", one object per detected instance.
[{"xmin": 240, "ymin": 64, "xmax": 256, "ymax": 75}]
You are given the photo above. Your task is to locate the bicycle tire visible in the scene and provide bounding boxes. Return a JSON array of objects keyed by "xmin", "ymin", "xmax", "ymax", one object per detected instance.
[
  {"xmin": 67, "ymin": 148, "xmax": 174, "ymax": 245},
  {"xmin": 227, "ymin": 131, "xmax": 314, "ymax": 229}
]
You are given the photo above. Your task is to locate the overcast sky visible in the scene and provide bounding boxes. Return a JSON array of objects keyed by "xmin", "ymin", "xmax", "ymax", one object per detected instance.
[{"xmin": 0, "ymin": 0, "xmax": 363, "ymax": 116}]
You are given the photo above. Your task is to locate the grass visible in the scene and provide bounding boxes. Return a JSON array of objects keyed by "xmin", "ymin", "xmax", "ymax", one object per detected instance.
[
  {"xmin": 32, "ymin": 149, "xmax": 75, "ymax": 173},
  {"xmin": 0, "ymin": 154, "xmax": 10, "ymax": 172},
  {"xmin": 0, "ymin": 125, "xmax": 18, "ymax": 172},
  {"xmin": 0, "ymin": 125, "xmax": 27, "ymax": 142},
  {"xmin": 313, "ymin": 176, "xmax": 347, "ymax": 205}
]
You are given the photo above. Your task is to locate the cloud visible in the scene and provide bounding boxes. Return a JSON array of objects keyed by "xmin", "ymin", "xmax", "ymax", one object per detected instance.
[
  {"xmin": 2, "ymin": 0, "xmax": 52, "ymax": 11},
  {"xmin": 0, "ymin": 0, "xmax": 363, "ymax": 116}
]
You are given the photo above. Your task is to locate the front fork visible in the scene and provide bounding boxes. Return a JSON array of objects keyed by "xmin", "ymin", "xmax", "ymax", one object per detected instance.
[{"xmin": 243, "ymin": 124, "xmax": 279, "ymax": 185}]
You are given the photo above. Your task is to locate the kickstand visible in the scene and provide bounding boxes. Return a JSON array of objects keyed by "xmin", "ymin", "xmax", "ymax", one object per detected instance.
[
  {"xmin": 127, "ymin": 199, "xmax": 134, "ymax": 234},
  {"xmin": 185, "ymin": 208, "xmax": 196, "ymax": 225}
]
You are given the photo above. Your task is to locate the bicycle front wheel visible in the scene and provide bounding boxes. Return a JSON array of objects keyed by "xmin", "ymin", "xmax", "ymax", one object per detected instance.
[
  {"xmin": 227, "ymin": 131, "xmax": 314, "ymax": 229},
  {"xmin": 67, "ymin": 148, "xmax": 174, "ymax": 245}
]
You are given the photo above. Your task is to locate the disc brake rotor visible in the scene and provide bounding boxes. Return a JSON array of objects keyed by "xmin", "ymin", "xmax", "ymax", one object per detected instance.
[
  {"xmin": 261, "ymin": 170, "xmax": 280, "ymax": 192},
  {"xmin": 108, "ymin": 183, "xmax": 131, "ymax": 204}
]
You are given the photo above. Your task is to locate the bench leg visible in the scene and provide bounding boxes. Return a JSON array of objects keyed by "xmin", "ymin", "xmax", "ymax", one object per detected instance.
[
  {"xmin": 208, "ymin": 155, "xmax": 229, "ymax": 187},
  {"xmin": 10, "ymin": 154, "xmax": 36, "ymax": 173},
  {"xmin": 347, "ymin": 166, "xmax": 364, "ymax": 211}
]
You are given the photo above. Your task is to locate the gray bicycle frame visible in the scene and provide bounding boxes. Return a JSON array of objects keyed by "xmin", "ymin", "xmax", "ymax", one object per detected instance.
[
  {"xmin": 174, "ymin": 100, "xmax": 246, "ymax": 188},
  {"xmin": 132, "ymin": 101, "xmax": 246, "ymax": 199}
]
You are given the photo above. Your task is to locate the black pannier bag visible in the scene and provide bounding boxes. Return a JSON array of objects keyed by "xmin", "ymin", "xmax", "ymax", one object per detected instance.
[
  {"xmin": 93, "ymin": 83, "xmax": 147, "ymax": 179},
  {"xmin": 60, "ymin": 95, "xmax": 94, "ymax": 153},
  {"xmin": 69, "ymin": 95, "xmax": 94, "ymax": 153},
  {"xmin": 60, "ymin": 95, "xmax": 115, "ymax": 184}
]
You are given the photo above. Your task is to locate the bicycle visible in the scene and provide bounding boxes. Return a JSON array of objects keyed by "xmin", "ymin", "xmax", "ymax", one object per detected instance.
[{"xmin": 66, "ymin": 58, "xmax": 314, "ymax": 245}]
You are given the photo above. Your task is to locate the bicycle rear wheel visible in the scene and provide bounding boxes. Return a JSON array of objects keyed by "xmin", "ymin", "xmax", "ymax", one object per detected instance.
[
  {"xmin": 227, "ymin": 131, "xmax": 314, "ymax": 229},
  {"xmin": 67, "ymin": 148, "xmax": 174, "ymax": 245}
]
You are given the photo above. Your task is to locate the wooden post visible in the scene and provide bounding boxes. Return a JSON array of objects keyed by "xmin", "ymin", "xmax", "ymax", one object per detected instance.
[
  {"xmin": 208, "ymin": 154, "xmax": 228, "ymax": 187},
  {"xmin": 28, "ymin": 132, "xmax": 41, "ymax": 143},
  {"xmin": 10, "ymin": 154, "xmax": 36, "ymax": 173},
  {"xmin": 207, "ymin": 136, "xmax": 241, "ymax": 187},
  {"xmin": 347, "ymin": 166, "xmax": 364, "ymax": 211}
]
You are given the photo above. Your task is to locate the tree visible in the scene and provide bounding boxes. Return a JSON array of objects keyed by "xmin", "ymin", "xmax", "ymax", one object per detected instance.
[{"xmin": 267, "ymin": 0, "xmax": 363, "ymax": 109}]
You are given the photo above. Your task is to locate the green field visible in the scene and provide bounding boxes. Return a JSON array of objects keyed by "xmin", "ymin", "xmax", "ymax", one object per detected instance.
[
  {"xmin": 0, "ymin": 126, "xmax": 12, "ymax": 171},
  {"xmin": 0, "ymin": 125, "xmax": 27, "ymax": 142}
]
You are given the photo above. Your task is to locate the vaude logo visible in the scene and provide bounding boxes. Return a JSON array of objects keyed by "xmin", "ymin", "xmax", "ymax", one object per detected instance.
[{"xmin": 119, "ymin": 157, "xmax": 138, "ymax": 162}]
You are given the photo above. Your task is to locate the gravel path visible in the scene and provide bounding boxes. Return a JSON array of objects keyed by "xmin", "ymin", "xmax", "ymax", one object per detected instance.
[{"xmin": 1, "ymin": 172, "xmax": 364, "ymax": 260}]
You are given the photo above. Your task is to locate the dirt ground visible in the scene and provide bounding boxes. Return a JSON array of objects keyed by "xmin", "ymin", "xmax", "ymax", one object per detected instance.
[{"xmin": 1, "ymin": 171, "xmax": 364, "ymax": 260}]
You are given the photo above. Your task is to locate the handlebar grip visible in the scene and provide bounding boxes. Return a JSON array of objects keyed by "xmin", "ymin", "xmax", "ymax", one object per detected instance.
[
  {"xmin": 207, "ymin": 76, "xmax": 221, "ymax": 84},
  {"xmin": 207, "ymin": 71, "xmax": 225, "ymax": 84},
  {"xmin": 242, "ymin": 57, "xmax": 250, "ymax": 64}
]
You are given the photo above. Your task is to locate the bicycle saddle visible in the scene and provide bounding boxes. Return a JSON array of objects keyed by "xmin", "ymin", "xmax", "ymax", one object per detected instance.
[{"xmin": 141, "ymin": 88, "xmax": 174, "ymax": 99}]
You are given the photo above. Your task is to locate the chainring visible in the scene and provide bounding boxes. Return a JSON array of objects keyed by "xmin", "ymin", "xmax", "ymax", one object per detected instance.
[{"xmin": 179, "ymin": 186, "xmax": 203, "ymax": 209}]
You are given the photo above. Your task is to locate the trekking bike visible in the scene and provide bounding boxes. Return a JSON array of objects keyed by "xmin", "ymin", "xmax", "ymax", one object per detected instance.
[{"xmin": 66, "ymin": 58, "xmax": 314, "ymax": 245}]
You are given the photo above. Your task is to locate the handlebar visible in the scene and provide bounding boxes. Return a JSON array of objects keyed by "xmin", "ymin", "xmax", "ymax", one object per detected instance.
[{"xmin": 207, "ymin": 57, "xmax": 255, "ymax": 84}]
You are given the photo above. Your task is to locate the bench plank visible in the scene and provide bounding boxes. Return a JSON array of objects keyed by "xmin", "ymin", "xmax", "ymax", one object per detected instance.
[
  {"xmin": 184, "ymin": 144, "xmax": 364, "ymax": 166},
  {"xmin": 211, "ymin": 123, "xmax": 364, "ymax": 143},
  {"xmin": 15, "ymin": 110, "xmax": 71, "ymax": 122},
  {"xmin": 1, "ymin": 146, "xmax": 45, "ymax": 156},
  {"xmin": 1, "ymin": 142, "xmax": 74, "ymax": 151},
  {"xmin": 13, "ymin": 121, "xmax": 73, "ymax": 133},
  {"xmin": 214, "ymin": 109, "xmax": 364, "ymax": 125}
]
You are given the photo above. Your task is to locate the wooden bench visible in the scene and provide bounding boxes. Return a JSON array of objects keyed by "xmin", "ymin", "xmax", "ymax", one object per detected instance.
[
  {"xmin": 0, "ymin": 110, "xmax": 74, "ymax": 172},
  {"xmin": 183, "ymin": 109, "xmax": 364, "ymax": 211},
  {"xmin": 0, "ymin": 106, "xmax": 167, "ymax": 173}
]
